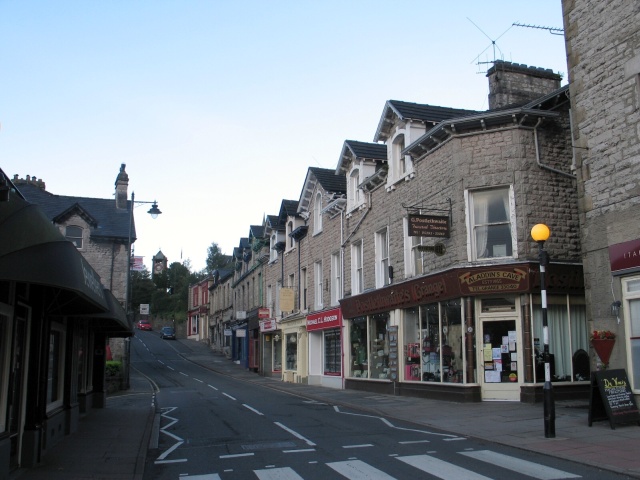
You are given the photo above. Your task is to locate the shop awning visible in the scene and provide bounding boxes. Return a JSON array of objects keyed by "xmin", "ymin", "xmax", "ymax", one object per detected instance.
[
  {"xmin": 0, "ymin": 195, "xmax": 109, "ymax": 314},
  {"xmin": 80, "ymin": 288, "xmax": 133, "ymax": 337}
]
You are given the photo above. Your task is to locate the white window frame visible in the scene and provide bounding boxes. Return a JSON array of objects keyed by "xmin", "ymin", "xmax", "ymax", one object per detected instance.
[
  {"xmin": 286, "ymin": 220, "xmax": 295, "ymax": 251},
  {"xmin": 465, "ymin": 186, "xmax": 517, "ymax": 261},
  {"xmin": 623, "ymin": 276, "xmax": 640, "ymax": 393},
  {"xmin": 348, "ymin": 168, "xmax": 362, "ymax": 212},
  {"xmin": 269, "ymin": 233, "xmax": 278, "ymax": 262},
  {"xmin": 314, "ymin": 261, "xmax": 323, "ymax": 310},
  {"xmin": 403, "ymin": 217, "xmax": 424, "ymax": 278},
  {"xmin": 301, "ymin": 267, "xmax": 308, "ymax": 311},
  {"xmin": 351, "ymin": 240, "xmax": 363, "ymax": 295},
  {"xmin": 375, "ymin": 227, "xmax": 390, "ymax": 288},
  {"xmin": 313, "ymin": 192, "xmax": 323, "ymax": 234},
  {"xmin": 331, "ymin": 252, "xmax": 341, "ymax": 306}
]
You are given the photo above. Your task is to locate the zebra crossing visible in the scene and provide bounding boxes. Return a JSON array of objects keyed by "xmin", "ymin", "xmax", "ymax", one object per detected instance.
[{"xmin": 178, "ymin": 450, "xmax": 582, "ymax": 479}]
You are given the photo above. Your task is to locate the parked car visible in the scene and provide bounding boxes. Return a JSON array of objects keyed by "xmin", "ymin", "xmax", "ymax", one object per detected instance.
[
  {"xmin": 161, "ymin": 326, "xmax": 176, "ymax": 340},
  {"xmin": 137, "ymin": 319, "xmax": 152, "ymax": 331}
]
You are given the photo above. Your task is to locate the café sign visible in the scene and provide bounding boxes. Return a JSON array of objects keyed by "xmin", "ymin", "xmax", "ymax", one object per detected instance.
[{"xmin": 609, "ymin": 238, "xmax": 640, "ymax": 275}]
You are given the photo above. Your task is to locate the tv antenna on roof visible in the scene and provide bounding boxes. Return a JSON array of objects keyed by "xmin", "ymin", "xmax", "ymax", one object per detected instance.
[
  {"xmin": 468, "ymin": 18, "xmax": 514, "ymax": 68},
  {"xmin": 513, "ymin": 22, "xmax": 564, "ymax": 36}
]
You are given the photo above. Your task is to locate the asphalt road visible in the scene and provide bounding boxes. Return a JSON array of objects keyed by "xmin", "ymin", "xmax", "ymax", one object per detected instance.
[{"xmin": 132, "ymin": 331, "xmax": 633, "ymax": 480}]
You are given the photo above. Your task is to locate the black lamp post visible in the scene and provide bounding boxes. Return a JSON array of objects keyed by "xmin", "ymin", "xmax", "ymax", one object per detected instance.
[
  {"xmin": 127, "ymin": 191, "xmax": 162, "ymax": 319},
  {"xmin": 531, "ymin": 223, "xmax": 555, "ymax": 438}
]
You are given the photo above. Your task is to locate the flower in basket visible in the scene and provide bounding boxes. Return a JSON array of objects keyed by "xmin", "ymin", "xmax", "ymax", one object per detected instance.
[{"xmin": 590, "ymin": 330, "xmax": 616, "ymax": 341}]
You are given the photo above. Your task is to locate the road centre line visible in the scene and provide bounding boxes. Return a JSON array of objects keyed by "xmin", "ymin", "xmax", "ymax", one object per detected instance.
[
  {"xmin": 342, "ymin": 444, "xmax": 374, "ymax": 449},
  {"xmin": 167, "ymin": 366, "xmax": 175, "ymax": 370},
  {"xmin": 220, "ymin": 453, "xmax": 254, "ymax": 459},
  {"xmin": 274, "ymin": 422, "xmax": 316, "ymax": 446},
  {"xmin": 242, "ymin": 404, "xmax": 264, "ymax": 415},
  {"xmin": 208, "ymin": 384, "xmax": 218, "ymax": 391},
  {"xmin": 180, "ymin": 372, "xmax": 189, "ymax": 377},
  {"xmin": 223, "ymin": 392, "xmax": 236, "ymax": 401},
  {"xmin": 193, "ymin": 378, "xmax": 203, "ymax": 383},
  {"xmin": 283, "ymin": 448, "xmax": 316, "ymax": 453}
]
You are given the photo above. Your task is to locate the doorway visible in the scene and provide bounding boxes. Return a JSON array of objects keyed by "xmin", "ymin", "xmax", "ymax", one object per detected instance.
[{"xmin": 479, "ymin": 318, "xmax": 520, "ymax": 400}]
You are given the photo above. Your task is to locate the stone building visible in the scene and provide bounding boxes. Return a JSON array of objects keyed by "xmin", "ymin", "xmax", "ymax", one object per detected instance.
[
  {"xmin": 336, "ymin": 61, "xmax": 585, "ymax": 402},
  {"xmin": 0, "ymin": 168, "xmax": 131, "ymax": 475},
  {"xmin": 562, "ymin": 0, "xmax": 640, "ymax": 390}
]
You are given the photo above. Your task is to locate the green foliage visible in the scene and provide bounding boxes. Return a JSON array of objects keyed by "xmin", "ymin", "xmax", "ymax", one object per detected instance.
[
  {"xmin": 106, "ymin": 360, "xmax": 122, "ymax": 376},
  {"xmin": 206, "ymin": 242, "xmax": 231, "ymax": 274}
]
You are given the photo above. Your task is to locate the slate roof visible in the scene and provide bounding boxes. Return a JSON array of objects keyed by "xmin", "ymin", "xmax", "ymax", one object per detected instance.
[
  {"xmin": 278, "ymin": 199, "xmax": 299, "ymax": 225},
  {"xmin": 336, "ymin": 140, "xmax": 388, "ymax": 175},
  {"xmin": 374, "ymin": 100, "xmax": 480, "ymax": 142},
  {"xmin": 297, "ymin": 167, "xmax": 346, "ymax": 214},
  {"xmin": 16, "ymin": 183, "xmax": 134, "ymax": 242},
  {"xmin": 249, "ymin": 224, "xmax": 265, "ymax": 239}
]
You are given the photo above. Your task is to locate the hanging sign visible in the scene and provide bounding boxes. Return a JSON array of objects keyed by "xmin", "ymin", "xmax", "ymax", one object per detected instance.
[
  {"xmin": 588, "ymin": 369, "xmax": 640, "ymax": 429},
  {"xmin": 408, "ymin": 214, "xmax": 449, "ymax": 238}
]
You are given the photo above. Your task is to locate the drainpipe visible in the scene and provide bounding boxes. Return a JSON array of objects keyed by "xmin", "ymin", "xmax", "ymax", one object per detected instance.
[{"xmin": 532, "ymin": 118, "xmax": 576, "ymax": 180}]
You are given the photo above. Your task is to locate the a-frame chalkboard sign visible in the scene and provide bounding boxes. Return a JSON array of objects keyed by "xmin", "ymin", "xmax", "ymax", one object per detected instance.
[{"xmin": 588, "ymin": 369, "xmax": 640, "ymax": 429}]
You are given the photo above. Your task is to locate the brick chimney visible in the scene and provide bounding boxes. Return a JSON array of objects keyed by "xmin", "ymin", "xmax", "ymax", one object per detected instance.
[
  {"xmin": 487, "ymin": 61, "xmax": 562, "ymax": 110},
  {"xmin": 115, "ymin": 164, "xmax": 129, "ymax": 210}
]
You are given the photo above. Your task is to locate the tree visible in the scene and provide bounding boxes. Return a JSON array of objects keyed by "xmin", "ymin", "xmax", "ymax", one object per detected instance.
[{"xmin": 206, "ymin": 242, "xmax": 231, "ymax": 274}]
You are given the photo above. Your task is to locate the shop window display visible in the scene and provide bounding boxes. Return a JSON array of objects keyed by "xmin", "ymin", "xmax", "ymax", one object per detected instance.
[
  {"xmin": 285, "ymin": 333, "xmax": 297, "ymax": 370},
  {"xmin": 324, "ymin": 329, "xmax": 341, "ymax": 375},
  {"xmin": 273, "ymin": 334, "xmax": 282, "ymax": 372},
  {"xmin": 349, "ymin": 314, "xmax": 390, "ymax": 379},
  {"xmin": 404, "ymin": 301, "xmax": 465, "ymax": 383}
]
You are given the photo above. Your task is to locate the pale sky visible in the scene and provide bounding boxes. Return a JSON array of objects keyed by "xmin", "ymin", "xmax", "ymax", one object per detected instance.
[{"xmin": 1, "ymin": 1, "xmax": 567, "ymax": 272}]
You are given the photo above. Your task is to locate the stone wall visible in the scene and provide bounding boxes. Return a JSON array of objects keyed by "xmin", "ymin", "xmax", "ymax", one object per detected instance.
[{"xmin": 563, "ymin": 0, "xmax": 640, "ymax": 338}]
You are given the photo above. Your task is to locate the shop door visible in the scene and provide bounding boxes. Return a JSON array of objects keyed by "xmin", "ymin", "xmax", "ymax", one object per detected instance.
[{"xmin": 479, "ymin": 318, "xmax": 520, "ymax": 401}]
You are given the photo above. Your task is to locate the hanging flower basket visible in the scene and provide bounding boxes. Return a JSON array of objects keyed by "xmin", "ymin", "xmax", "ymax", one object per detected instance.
[{"xmin": 590, "ymin": 330, "xmax": 616, "ymax": 368}]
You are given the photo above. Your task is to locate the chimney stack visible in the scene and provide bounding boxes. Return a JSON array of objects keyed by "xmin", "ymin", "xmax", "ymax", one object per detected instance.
[
  {"xmin": 487, "ymin": 61, "xmax": 562, "ymax": 110},
  {"xmin": 115, "ymin": 164, "xmax": 129, "ymax": 210}
]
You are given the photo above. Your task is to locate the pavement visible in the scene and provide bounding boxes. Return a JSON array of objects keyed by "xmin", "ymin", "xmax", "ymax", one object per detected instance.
[{"xmin": 10, "ymin": 337, "xmax": 640, "ymax": 480}]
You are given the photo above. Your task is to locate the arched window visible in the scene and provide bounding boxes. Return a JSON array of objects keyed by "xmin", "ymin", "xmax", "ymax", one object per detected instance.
[
  {"xmin": 287, "ymin": 220, "xmax": 295, "ymax": 250},
  {"xmin": 349, "ymin": 169, "xmax": 360, "ymax": 211},
  {"xmin": 314, "ymin": 192, "xmax": 323, "ymax": 234},
  {"xmin": 65, "ymin": 225, "xmax": 83, "ymax": 248}
]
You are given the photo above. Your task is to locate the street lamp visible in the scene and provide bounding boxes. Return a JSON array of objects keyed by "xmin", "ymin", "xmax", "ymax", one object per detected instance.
[
  {"xmin": 531, "ymin": 223, "xmax": 555, "ymax": 438},
  {"xmin": 127, "ymin": 192, "xmax": 162, "ymax": 318}
]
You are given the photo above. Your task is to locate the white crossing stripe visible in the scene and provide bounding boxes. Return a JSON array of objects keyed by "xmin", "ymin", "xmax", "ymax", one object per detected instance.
[
  {"xmin": 327, "ymin": 460, "xmax": 397, "ymax": 480},
  {"xmin": 460, "ymin": 450, "xmax": 581, "ymax": 479},
  {"xmin": 397, "ymin": 454, "xmax": 493, "ymax": 480},
  {"xmin": 254, "ymin": 467, "xmax": 304, "ymax": 479},
  {"xmin": 182, "ymin": 475, "xmax": 221, "ymax": 479}
]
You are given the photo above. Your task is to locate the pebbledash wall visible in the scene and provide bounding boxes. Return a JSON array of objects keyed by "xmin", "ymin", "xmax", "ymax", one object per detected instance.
[{"xmin": 563, "ymin": 0, "xmax": 640, "ymax": 394}]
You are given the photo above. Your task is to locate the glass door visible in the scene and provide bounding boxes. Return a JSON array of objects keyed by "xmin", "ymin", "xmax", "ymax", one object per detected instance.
[{"xmin": 479, "ymin": 318, "xmax": 520, "ymax": 400}]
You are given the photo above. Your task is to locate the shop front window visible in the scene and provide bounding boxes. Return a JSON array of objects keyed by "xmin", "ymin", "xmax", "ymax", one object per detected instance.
[
  {"xmin": 324, "ymin": 329, "xmax": 341, "ymax": 375},
  {"xmin": 285, "ymin": 333, "xmax": 297, "ymax": 370},
  {"xmin": 532, "ymin": 296, "xmax": 588, "ymax": 382},
  {"xmin": 349, "ymin": 315, "xmax": 390, "ymax": 379},
  {"xmin": 369, "ymin": 314, "xmax": 389, "ymax": 379},
  {"xmin": 624, "ymin": 277, "xmax": 640, "ymax": 392},
  {"xmin": 350, "ymin": 317, "xmax": 367, "ymax": 378},
  {"xmin": 404, "ymin": 300, "xmax": 465, "ymax": 383},
  {"xmin": 273, "ymin": 334, "xmax": 282, "ymax": 372}
]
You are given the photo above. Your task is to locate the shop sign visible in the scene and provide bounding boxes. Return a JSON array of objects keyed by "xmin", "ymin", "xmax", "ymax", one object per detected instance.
[
  {"xmin": 224, "ymin": 329, "xmax": 232, "ymax": 336},
  {"xmin": 258, "ymin": 307, "xmax": 270, "ymax": 319},
  {"xmin": 609, "ymin": 238, "xmax": 640, "ymax": 275},
  {"xmin": 280, "ymin": 288, "xmax": 294, "ymax": 311},
  {"xmin": 236, "ymin": 329, "xmax": 247, "ymax": 337},
  {"xmin": 408, "ymin": 214, "xmax": 450, "ymax": 238},
  {"xmin": 458, "ymin": 267, "xmax": 528, "ymax": 294},
  {"xmin": 260, "ymin": 319, "xmax": 277, "ymax": 332},
  {"xmin": 236, "ymin": 310, "xmax": 247, "ymax": 320},
  {"xmin": 306, "ymin": 307, "xmax": 342, "ymax": 331}
]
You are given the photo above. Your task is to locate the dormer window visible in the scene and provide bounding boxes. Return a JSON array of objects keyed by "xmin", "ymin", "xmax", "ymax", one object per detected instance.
[
  {"xmin": 389, "ymin": 132, "xmax": 413, "ymax": 185},
  {"xmin": 313, "ymin": 192, "xmax": 323, "ymax": 234},
  {"xmin": 286, "ymin": 220, "xmax": 295, "ymax": 251},
  {"xmin": 65, "ymin": 225, "xmax": 83, "ymax": 249},
  {"xmin": 270, "ymin": 233, "xmax": 278, "ymax": 261},
  {"xmin": 348, "ymin": 169, "xmax": 362, "ymax": 212}
]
